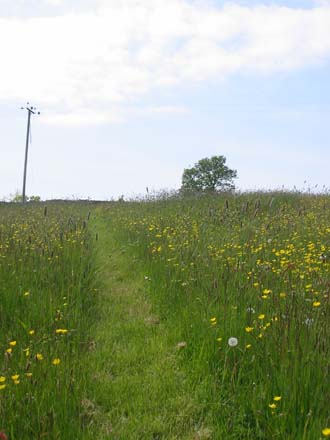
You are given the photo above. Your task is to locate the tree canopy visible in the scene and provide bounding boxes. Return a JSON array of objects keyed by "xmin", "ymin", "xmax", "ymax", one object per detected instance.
[{"xmin": 181, "ymin": 155, "xmax": 237, "ymax": 193}]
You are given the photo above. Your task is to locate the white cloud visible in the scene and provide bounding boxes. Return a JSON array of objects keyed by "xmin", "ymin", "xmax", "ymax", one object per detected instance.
[
  {"xmin": 1, "ymin": 0, "xmax": 330, "ymax": 125},
  {"xmin": 138, "ymin": 105, "xmax": 189, "ymax": 115}
]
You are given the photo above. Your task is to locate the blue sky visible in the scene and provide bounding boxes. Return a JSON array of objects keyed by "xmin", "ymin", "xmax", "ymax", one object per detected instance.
[{"xmin": 0, "ymin": 0, "xmax": 329, "ymax": 200}]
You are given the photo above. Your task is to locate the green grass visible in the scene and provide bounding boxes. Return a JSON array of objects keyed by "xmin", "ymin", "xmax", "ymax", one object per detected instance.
[
  {"xmin": 2, "ymin": 193, "xmax": 330, "ymax": 439},
  {"xmin": 0, "ymin": 203, "xmax": 96, "ymax": 439},
  {"xmin": 94, "ymin": 192, "xmax": 330, "ymax": 439},
  {"xmin": 87, "ymin": 210, "xmax": 209, "ymax": 439}
]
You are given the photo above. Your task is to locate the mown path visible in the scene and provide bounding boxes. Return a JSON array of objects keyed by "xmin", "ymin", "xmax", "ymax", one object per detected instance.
[{"xmin": 87, "ymin": 211, "xmax": 209, "ymax": 440}]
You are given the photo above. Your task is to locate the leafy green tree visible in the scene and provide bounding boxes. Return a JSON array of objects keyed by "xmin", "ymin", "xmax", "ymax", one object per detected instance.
[
  {"xmin": 181, "ymin": 155, "xmax": 237, "ymax": 193},
  {"xmin": 9, "ymin": 191, "xmax": 41, "ymax": 203}
]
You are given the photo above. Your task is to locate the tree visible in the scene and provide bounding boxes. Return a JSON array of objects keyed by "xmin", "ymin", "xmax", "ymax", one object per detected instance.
[
  {"xmin": 181, "ymin": 155, "xmax": 237, "ymax": 193},
  {"xmin": 9, "ymin": 190, "xmax": 41, "ymax": 203}
]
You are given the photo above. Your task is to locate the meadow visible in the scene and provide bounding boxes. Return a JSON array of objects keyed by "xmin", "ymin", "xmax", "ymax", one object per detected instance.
[
  {"xmin": 1, "ymin": 193, "xmax": 330, "ymax": 439},
  {"xmin": 101, "ymin": 192, "xmax": 330, "ymax": 439},
  {"xmin": 0, "ymin": 203, "xmax": 96, "ymax": 439}
]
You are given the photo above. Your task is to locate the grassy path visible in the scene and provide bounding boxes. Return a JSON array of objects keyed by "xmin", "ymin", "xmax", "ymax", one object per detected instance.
[{"xmin": 87, "ymin": 211, "xmax": 208, "ymax": 439}]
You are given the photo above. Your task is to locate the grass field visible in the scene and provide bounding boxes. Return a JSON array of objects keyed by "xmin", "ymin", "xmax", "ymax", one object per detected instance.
[
  {"xmin": 0, "ymin": 203, "xmax": 96, "ymax": 439},
  {"xmin": 1, "ymin": 193, "xmax": 330, "ymax": 439}
]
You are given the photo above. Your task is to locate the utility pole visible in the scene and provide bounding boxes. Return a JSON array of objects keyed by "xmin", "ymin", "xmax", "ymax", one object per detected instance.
[{"xmin": 21, "ymin": 103, "xmax": 40, "ymax": 203}]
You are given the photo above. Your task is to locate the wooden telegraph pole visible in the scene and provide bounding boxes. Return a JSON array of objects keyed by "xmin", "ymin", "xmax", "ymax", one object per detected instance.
[{"xmin": 21, "ymin": 103, "xmax": 40, "ymax": 203}]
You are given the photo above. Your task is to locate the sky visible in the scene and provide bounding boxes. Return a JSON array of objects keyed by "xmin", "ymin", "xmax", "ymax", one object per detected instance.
[{"xmin": 0, "ymin": 0, "xmax": 330, "ymax": 200}]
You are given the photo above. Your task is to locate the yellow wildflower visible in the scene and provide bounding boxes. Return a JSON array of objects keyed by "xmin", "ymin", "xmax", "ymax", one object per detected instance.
[
  {"xmin": 9, "ymin": 341, "xmax": 16, "ymax": 346},
  {"xmin": 273, "ymin": 396, "xmax": 282, "ymax": 401},
  {"xmin": 0, "ymin": 385, "xmax": 6, "ymax": 390},
  {"xmin": 0, "ymin": 376, "xmax": 5, "ymax": 383},
  {"xmin": 52, "ymin": 358, "xmax": 61, "ymax": 365},
  {"xmin": 245, "ymin": 327, "xmax": 254, "ymax": 333},
  {"xmin": 268, "ymin": 403, "xmax": 277, "ymax": 409},
  {"xmin": 258, "ymin": 314, "xmax": 265, "ymax": 320},
  {"xmin": 210, "ymin": 317, "xmax": 217, "ymax": 326},
  {"xmin": 313, "ymin": 301, "xmax": 321, "ymax": 307},
  {"xmin": 11, "ymin": 374, "xmax": 19, "ymax": 381},
  {"xmin": 36, "ymin": 353, "xmax": 43, "ymax": 361},
  {"xmin": 55, "ymin": 329, "xmax": 68, "ymax": 334},
  {"xmin": 322, "ymin": 428, "xmax": 330, "ymax": 437}
]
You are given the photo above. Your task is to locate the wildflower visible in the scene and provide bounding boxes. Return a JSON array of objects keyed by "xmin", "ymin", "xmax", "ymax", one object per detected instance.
[
  {"xmin": 273, "ymin": 396, "xmax": 282, "ymax": 401},
  {"xmin": 52, "ymin": 358, "xmax": 61, "ymax": 365},
  {"xmin": 23, "ymin": 291, "xmax": 30, "ymax": 296},
  {"xmin": 216, "ymin": 337, "xmax": 223, "ymax": 342},
  {"xmin": 26, "ymin": 372, "xmax": 33, "ymax": 378},
  {"xmin": 304, "ymin": 318, "xmax": 314, "ymax": 327},
  {"xmin": 9, "ymin": 341, "xmax": 16, "ymax": 346},
  {"xmin": 5, "ymin": 348, "xmax": 12, "ymax": 354},
  {"xmin": 55, "ymin": 329, "xmax": 68, "ymax": 334},
  {"xmin": 268, "ymin": 403, "xmax": 277, "ymax": 409},
  {"xmin": 246, "ymin": 307, "xmax": 256, "ymax": 314},
  {"xmin": 36, "ymin": 353, "xmax": 43, "ymax": 361},
  {"xmin": 228, "ymin": 337, "xmax": 238, "ymax": 347},
  {"xmin": 313, "ymin": 301, "xmax": 321, "ymax": 307},
  {"xmin": 245, "ymin": 327, "xmax": 254, "ymax": 333},
  {"xmin": 29, "ymin": 330, "xmax": 35, "ymax": 335},
  {"xmin": 0, "ymin": 385, "xmax": 6, "ymax": 391},
  {"xmin": 0, "ymin": 377, "xmax": 5, "ymax": 383},
  {"xmin": 11, "ymin": 374, "xmax": 19, "ymax": 381},
  {"xmin": 322, "ymin": 428, "xmax": 330, "ymax": 437},
  {"xmin": 258, "ymin": 314, "xmax": 265, "ymax": 320},
  {"xmin": 246, "ymin": 344, "xmax": 252, "ymax": 349},
  {"xmin": 263, "ymin": 289, "xmax": 272, "ymax": 294},
  {"xmin": 210, "ymin": 317, "xmax": 217, "ymax": 326},
  {"xmin": 279, "ymin": 292, "xmax": 286, "ymax": 298}
]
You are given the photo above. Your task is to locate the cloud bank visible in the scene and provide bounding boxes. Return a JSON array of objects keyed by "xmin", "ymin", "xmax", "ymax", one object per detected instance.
[{"xmin": 1, "ymin": 0, "xmax": 330, "ymax": 124}]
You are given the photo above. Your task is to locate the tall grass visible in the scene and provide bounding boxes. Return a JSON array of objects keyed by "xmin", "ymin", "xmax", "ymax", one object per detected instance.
[
  {"xmin": 0, "ymin": 203, "xmax": 96, "ymax": 439},
  {"xmin": 103, "ymin": 192, "xmax": 330, "ymax": 439}
]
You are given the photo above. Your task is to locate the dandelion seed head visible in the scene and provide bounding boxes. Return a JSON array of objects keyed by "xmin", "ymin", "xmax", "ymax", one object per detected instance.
[{"xmin": 228, "ymin": 337, "xmax": 238, "ymax": 347}]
